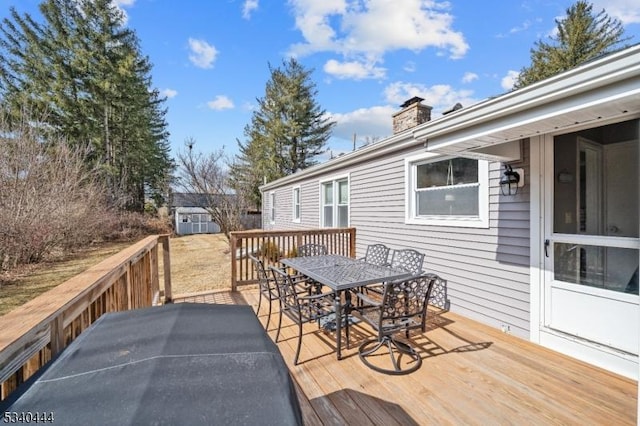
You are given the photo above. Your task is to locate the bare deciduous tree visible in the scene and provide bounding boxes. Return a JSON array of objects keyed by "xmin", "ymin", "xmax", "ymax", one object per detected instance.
[
  {"xmin": 175, "ymin": 140, "xmax": 253, "ymax": 240},
  {"xmin": 0, "ymin": 108, "xmax": 110, "ymax": 271}
]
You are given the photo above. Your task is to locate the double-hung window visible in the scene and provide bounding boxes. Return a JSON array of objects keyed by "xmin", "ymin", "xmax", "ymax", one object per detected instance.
[
  {"xmin": 292, "ymin": 187, "xmax": 301, "ymax": 222},
  {"xmin": 321, "ymin": 176, "xmax": 349, "ymax": 228},
  {"xmin": 406, "ymin": 154, "xmax": 488, "ymax": 227},
  {"xmin": 269, "ymin": 192, "xmax": 276, "ymax": 224}
]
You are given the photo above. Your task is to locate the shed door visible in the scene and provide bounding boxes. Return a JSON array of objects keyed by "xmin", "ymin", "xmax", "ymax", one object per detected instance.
[{"xmin": 543, "ymin": 121, "xmax": 639, "ymax": 355}]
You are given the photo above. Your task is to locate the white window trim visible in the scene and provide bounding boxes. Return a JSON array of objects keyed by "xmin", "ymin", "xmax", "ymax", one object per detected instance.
[
  {"xmin": 292, "ymin": 186, "xmax": 301, "ymax": 223},
  {"xmin": 269, "ymin": 191, "xmax": 276, "ymax": 224},
  {"xmin": 404, "ymin": 152, "xmax": 489, "ymax": 228},
  {"xmin": 319, "ymin": 173, "xmax": 350, "ymax": 228}
]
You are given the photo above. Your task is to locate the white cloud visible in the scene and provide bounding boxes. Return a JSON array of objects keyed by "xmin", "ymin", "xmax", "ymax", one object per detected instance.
[
  {"xmin": 383, "ymin": 81, "xmax": 478, "ymax": 113},
  {"xmin": 509, "ymin": 20, "xmax": 532, "ymax": 35},
  {"xmin": 287, "ymin": 0, "xmax": 468, "ymax": 80},
  {"xmin": 330, "ymin": 105, "xmax": 397, "ymax": 143},
  {"xmin": 207, "ymin": 95, "xmax": 234, "ymax": 110},
  {"xmin": 403, "ymin": 61, "xmax": 416, "ymax": 73},
  {"xmin": 188, "ymin": 38, "xmax": 218, "ymax": 69},
  {"xmin": 160, "ymin": 88, "xmax": 178, "ymax": 99},
  {"xmin": 242, "ymin": 0, "xmax": 259, "ymax": 20},
  {"xmin": 501, "ymin": 70, "xmax": 520, "ymax": 91},
  {"xmin": 462, "ymin": 72, "xmax": 478, "ymax": 84},
  {"xmin": 591, "ymin": 0, "xmax": 640, "ymax": 25},
  {"xmin": 323, "ymin": 59, "xmax": 385, "ymax": 80},
  {"xmin": 328, "ymin": 78, "xmax": 482, "ymax": 149}
]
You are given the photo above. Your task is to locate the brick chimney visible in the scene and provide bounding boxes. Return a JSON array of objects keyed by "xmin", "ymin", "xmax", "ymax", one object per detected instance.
[{"xmin": 392, "ymin": 96, "xmax": 432, "ymax": 134}]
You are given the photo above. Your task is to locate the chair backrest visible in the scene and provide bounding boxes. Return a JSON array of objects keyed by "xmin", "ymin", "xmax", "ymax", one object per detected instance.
[
  {"xmin": 248, "ymin": 253, "xmax": 271, "ymax": 293},
  {"xmin": 363, "ymin": 244, "xmax": 390, "ymax": 266},
  {"xmin": 297, "ymin": 243, "xmax": 328, "ymax": 257},
  {"xmin": 269, "ymin": 266, "xmax": 301, "ymax": 320},
  {"xmin": 389, "ymin": 249, "xmax": 425, "ymax": 274},
  {"xmin": 380, "ymin": 274, "xmax": 437, "ymax": 335}
]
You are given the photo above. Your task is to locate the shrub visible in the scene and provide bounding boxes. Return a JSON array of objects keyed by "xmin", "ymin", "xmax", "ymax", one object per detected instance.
[
  {"xmin": 259, "ymin": 241, "xmax": 281, "ymax": 263},
  {"xmin": 0, "ymin": 109, "xmax": 172, "ymax": 271},
  {"xmin": 0, "ymin": 113, "xmax": 109, "ymax": 270},
  {"xmin": 285, "ymin": 247, "xmax": 298, "ymax": 258}
]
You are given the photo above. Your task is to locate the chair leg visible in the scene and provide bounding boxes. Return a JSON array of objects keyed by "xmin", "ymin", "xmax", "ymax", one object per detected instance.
[
  {"xmin": 293, "ymin": 322, "xmax": 303, "ymax": 365},
  {"xmin": 275, "ymin": 302, "xmax": 283, "ymax": 343},
  {"xmin": 358, "ymin": 336, "xmax": 422, "ymax": 375},
  {"xmin": 256, "ymin": 292, "xmax": 262, "ymax": 316},
  {"xmin": 265, "ymin": 297, "xmax": 272, "ymax": 331},
  {"xmin": 345, "ymin": 315, "xmax": 350, "ymax": 349},
  {"xmin": 360, "ymin": 339, "xmax": 386, "ymax": 357},
  {"xmin": 386, "ymin": 339, "xmax": 400, "ymax": 372},
  {"xmin": 275, "ymin": 306, "xmax": 283, "ymax": 342}
]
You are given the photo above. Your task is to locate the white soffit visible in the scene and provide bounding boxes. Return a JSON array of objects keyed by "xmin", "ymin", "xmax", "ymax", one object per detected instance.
[
  {"xmin": 424, "ymin": 81, "xmax": 640, "ymax": 156},
  {"xmin": 419, "ymin": 45, "xmax": 640, "ymax": 154},
  {"xmin": 434, "ymin": 139, "xmax": 523, "ymax": 162}
]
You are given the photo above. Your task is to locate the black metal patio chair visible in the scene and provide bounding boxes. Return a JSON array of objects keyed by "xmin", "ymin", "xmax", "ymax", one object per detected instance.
[
  {"xmin": 270, "ymin": 266, "xmax": 336, "ymax": 365},
  {"xmin": 297, "ymin": 243, "xmax": 328, "ymax": 257},
  {"xmin": 359, "ymin": 243, "xmax": 390, "ymax": 266},
  {"xmin": 248, "ymin": 253, "xmax": 281, "ymax": 332},
  {"xmin": 295, "ymin": 243, "xmax": 329, "ymax": 294},
  {"xmin": 363, "ymin": 248, "xmax": 425, "ymax": 297},
  {"xmin": 250, "ymin": 253, "xmax": 315, "ymax": 334},
  {"xmin": 352, "ymin": 273, "xmax": 438, "ymax": 375},
  {"xmin": 389, "ymin": 248, "xmax": 425, "ymax": 274}
]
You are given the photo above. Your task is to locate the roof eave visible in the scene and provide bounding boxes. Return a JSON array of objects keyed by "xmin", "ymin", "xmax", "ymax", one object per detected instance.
[{"xmin": 261, "ymin": 44, "xmax": 640, "ymax": 191}]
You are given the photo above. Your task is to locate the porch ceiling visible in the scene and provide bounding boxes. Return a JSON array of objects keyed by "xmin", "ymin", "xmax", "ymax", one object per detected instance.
[
  {"xmin": 419, "ymin": 44, "xmax": 640, "ymax": 160},
  {"xmin": 423, "ymin": 82, "xmax": 640, "ymax": 160}
]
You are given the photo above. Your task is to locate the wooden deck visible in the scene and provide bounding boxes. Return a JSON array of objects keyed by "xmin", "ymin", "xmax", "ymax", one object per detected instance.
[{"xmin": 175, "ymin": 289, "xmax": 637, "ymax": 425}]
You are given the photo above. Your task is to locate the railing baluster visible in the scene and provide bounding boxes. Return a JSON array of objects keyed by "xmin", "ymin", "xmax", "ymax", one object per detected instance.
[{"xmin": 230, "ymin": 228, "xmax": 356, "ymax": 287}]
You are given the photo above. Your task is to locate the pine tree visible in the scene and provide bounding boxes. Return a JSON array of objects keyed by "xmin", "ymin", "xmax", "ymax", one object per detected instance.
[
  {"xmin": 0, "ymin": 0, "xmax": 173, "ymax": 211},
  {"xmin": 514, "ymin": 1, "xmax": 628, "ymax": 89},
  {"xmin": 230, "ymin": 58, "xmax": 335, "ymax": 208}
]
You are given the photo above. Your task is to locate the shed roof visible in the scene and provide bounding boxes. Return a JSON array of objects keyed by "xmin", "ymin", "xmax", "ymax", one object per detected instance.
[{"xmin": 171, "ymin": 193, "xmax": 225, "ymax": 208}]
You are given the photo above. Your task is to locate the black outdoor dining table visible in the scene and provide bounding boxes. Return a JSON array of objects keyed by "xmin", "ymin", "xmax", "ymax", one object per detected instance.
[
  {"xmin": 0, "ymin": 303, "xmax": 302, "ymax": 426},
  {"xmin": 280, "ymin": 254, "xmax": 413, "ymax": 359}
]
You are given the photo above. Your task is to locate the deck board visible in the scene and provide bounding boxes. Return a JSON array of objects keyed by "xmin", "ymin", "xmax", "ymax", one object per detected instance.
[{"xmin": 175, "ymin": 289, "xmax": 637, "ymax": 425}]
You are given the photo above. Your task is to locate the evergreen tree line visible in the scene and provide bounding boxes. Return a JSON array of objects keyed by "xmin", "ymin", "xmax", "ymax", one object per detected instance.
[{"xmin": 0, "ymin": 0, "xmax": 173, "ymax": 212}]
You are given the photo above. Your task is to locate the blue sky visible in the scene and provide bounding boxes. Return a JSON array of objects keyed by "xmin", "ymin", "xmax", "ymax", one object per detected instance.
[{"xmin": 3, "ymin": 0, "xmax": 640, "ymax": 162}]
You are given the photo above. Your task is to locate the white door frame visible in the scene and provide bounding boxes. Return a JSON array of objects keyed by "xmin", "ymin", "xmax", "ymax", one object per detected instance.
[{"xmin": 530, "ymin": 130, "xmax": 639, "ymax": 379}]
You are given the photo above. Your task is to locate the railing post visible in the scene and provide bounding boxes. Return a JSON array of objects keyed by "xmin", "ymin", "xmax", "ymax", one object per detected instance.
[
  {"xmin": 230, "ymin": 232, "xmax": 238, "ymax": 292},
  {"xmin": 349, "ymin": 227, "xmax": 356, "ymax": 258},
  {"xmin": 126, "ymin": 264, "xmax": 133, "ymax": 310},
  {"xmin": 161, "ymin": 235, "xmax": 172, "ymax": 303},
  {"xmin": 50, "ymin": 316, "xmax": 64, "ymax": 357},
  {"xmin": 150, "ymin": 243, "xmax": 160, "ymax": 305}
]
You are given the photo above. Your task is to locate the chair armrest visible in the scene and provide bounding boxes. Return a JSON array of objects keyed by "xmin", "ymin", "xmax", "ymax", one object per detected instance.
[
  {"xmin": 298, "ymin": 292, "xmax": 336, "ymax": 302},
  {"xmin": 354, "ymin": 291, "xmax": 382, "ymax": 307}
]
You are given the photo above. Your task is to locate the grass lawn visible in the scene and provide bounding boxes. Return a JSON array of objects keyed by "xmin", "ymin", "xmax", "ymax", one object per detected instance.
[{"xmin": 0, "ymin": 234, "xmax": 232, "ymax": 316}]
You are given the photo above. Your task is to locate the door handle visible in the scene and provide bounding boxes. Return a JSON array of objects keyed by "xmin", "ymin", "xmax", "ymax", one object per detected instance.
[{"xmin": 544, "ymin": 239, "xmax": 550, "ymax": 258}]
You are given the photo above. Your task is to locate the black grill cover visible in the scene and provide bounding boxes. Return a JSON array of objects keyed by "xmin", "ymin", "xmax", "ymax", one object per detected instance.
[{"xmin": 1, "ymin": 303, "xmax": 302, "ymax": 425}]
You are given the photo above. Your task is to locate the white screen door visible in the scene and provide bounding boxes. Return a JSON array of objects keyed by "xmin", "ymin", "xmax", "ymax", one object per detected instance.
[{"xmin": 543, "ymin": 121, "xmax": 639, "ymax": 355}]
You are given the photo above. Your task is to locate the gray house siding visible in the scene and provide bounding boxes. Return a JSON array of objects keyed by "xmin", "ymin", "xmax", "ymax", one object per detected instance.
[{"xmin": 263, "ymin": 141, "xmax": 531, "ymax": 338}]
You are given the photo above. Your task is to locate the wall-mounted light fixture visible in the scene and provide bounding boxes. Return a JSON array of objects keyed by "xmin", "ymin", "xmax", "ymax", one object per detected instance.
[
  {"xmin": 500, "ymin": 164, "xmax": 524, "ymax": 196},
  {"xmin": 557, "ymin": 170, "xmax": 574, "ymax": 184}
]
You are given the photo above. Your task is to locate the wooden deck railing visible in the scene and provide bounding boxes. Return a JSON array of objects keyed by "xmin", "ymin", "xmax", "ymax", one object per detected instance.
[
  {"xmin": 0, "ymin": 234, "xmax": 172, "ymax": 401},
  {"xmin": 229, "ymin": 228, "xmax": 356, "ymax": 291}
]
